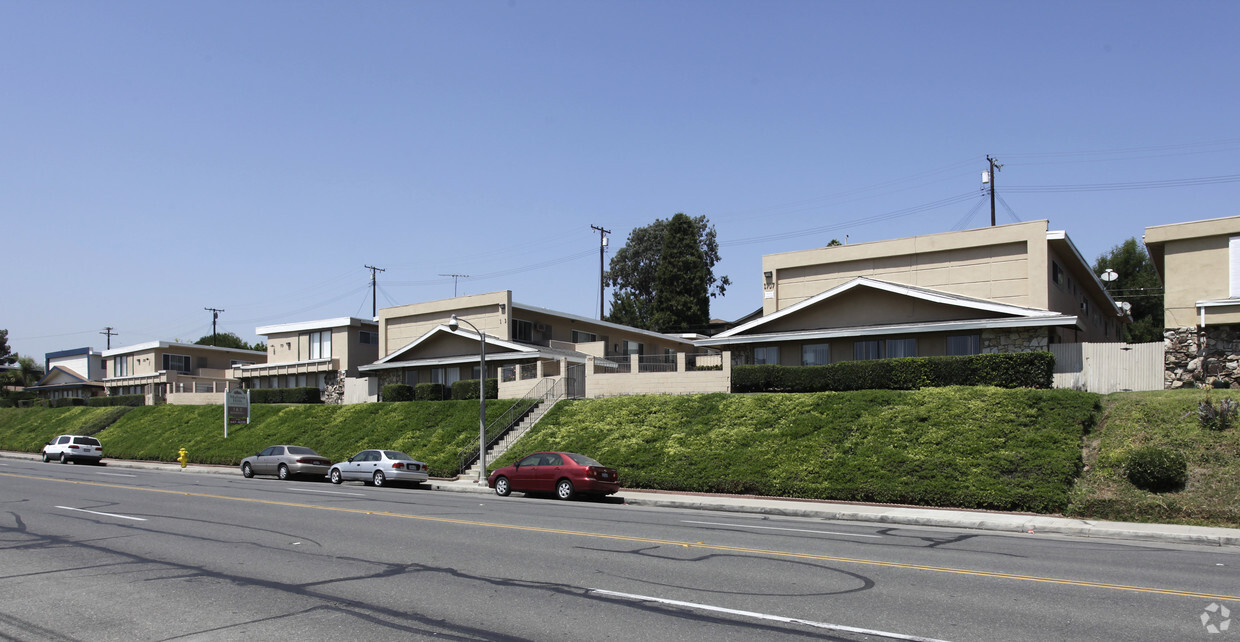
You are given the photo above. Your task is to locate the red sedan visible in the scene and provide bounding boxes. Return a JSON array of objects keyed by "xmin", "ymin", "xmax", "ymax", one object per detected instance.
[{"xmin": 488, "ymin": 451, "xmax": 620, "ymax": 500}]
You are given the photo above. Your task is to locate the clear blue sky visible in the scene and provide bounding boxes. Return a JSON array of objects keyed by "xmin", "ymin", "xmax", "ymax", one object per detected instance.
[{"xmin": 5, "ymin": 1, "xmax": 1239, "ymax": 361}]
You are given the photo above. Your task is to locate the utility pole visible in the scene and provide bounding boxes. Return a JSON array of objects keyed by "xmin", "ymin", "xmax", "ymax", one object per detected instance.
[
  {"xmin": 204, "ymin": 308, "xmax": 225, "ymax": 346},
  {"xmin": 438, "ymin": 273, "xmax": 470, "ymax": 298},
  {"xmin": 591, "ymin": 225, "xmax": 611, "ymax": 319},
  {"xmin": 985, "ymin": 155, "xmax": 1002, "ymax": 227},
  {"xmin": 99, "ymin": 327, "xmax": 117, "ymax": 350},
  {"xmin": 365, "ymin": 265, "xmax": 385, "ymax": 318}
]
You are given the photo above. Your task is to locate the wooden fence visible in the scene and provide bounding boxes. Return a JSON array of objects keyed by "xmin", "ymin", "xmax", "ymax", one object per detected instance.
[{"xmin": 1049, "ymin": 342, "xmax": 1164, "ymax": 394}]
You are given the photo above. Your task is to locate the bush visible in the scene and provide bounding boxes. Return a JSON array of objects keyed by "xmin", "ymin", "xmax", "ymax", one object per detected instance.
[
  {"xmin": 1198, "ymin": 397, "xmax": 1238, "ymax": 431},
  {"xmin": 731, "ymin": 352, "xmax": 1054, "ymax": 393},
  {"xmin": 414, "ymin": 383, "xmax": 449, "ymax": 401},
  {"xmin": 49, "ymin": 398, "xmax": 87, "ymax": 408},
  {"xmin": 451, "ymin": 378, "xmax": 498, "ymax": 400},
  {"xmin": 383, "ymin": 384, "xmax": 415, "ymax": 402},
  {"xmin": 1125, "ymin": 446, "xmax": 1188, "ymax": 493},
  {"xmin": 88, "ymin": 395, "xmax": 145, "ymax": 407},
  {"xmin": 249, "ymin": 387, "xmax": 323, "ymax": 404}
]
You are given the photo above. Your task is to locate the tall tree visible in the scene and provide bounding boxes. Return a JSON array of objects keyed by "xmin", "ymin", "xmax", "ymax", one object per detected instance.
[
  {"xmin": 1093, "ymin": 238, "xmax": 1164, "ymax": 343},
  {"xmin": 650, "ymin": 213, "xmax": 711, "ymax": 332},
  {"xmin": 604, "ymin": 214, "xmax": 730, "ymax": 330},
  {"xmin": 194, "ymin": 332, "xmax": 262, "ymax": 351},
  {"xmin": 0, "ymin": 330, "xmax": 16, "ymax": 367}
]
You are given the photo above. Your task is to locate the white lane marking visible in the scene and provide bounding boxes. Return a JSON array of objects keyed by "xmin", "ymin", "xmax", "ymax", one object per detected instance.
[
  {"xmin": 682, "ymin": 520, "xmax": 882, "ymax": 538},
  {"xmin": 286, "ymin": 488, "xmax": 366, "ymax": 497},
  {"xmin": 96, "ymin": 472, "xmax": 137, "ymax": 477},
  {"xmin": 55, "ymin": 506, "xmax": 147, "ymax": 521},
  {"xmin": 590, "ymin": 589, "xmax": 950, "ymax": 641}
]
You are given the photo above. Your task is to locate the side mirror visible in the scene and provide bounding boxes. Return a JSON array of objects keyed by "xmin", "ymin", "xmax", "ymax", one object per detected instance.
[{"xmin": 347, "ymin": 457, "xmax": 354, "ymax": 463}]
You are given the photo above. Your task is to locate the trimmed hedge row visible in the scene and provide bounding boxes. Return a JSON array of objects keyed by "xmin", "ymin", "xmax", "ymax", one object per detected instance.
[
  {"xmin": 248, "ymin": 387, "xmax": 322, "ymax": 404},
  {"xmin": 732, "ymin": 352, "xmax": 1054, "ymax": 393},
  {"xmin": 88, "ymin": 395, "xmax": 145, "ymax": 407},
  {"xmin": 452, "ymin": 378, "xmax": 498, "ymax": 400}
]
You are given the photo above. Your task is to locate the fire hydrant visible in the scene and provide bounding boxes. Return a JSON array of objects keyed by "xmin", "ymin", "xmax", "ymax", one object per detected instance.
[{"xmin": 177, "ymin": 448, "xmax": 188, "ymax": 469}]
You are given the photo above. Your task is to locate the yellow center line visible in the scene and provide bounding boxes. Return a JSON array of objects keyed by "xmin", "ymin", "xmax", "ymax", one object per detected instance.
[{"xmin": 9, "ymin": 470, "xmax": 1240, "ymax": 603}]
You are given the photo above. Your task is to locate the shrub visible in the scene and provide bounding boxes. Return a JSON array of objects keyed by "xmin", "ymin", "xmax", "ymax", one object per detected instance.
[
  {"xmin": 451, "ymin": 378, "xmax": 498, "ymax": 400},
  {"xmin": 383, "ymin": 384, "xmax": 415, "ymax": 402},
  {"xmin": 1125, "ymin": 446, "xmax": 1188, "ymax": 493},
  {"xmin": 88, "ymin": 395, "xmax": 145, "ymax": 407},
  {"xmin": 49, "ymin": 398, "xmax": 86, "ymax": 408},
  {"xmin": 249, "ymin": 387, "xmax": 323, "ymax": 404},
  {"xmin": 1198, "ymin": 397, "xmax": 1238, "ymax": 431},
  {"xmin": 731, "ymin": 352, "xmax": 1054, "ymax": 393},
  {"xmin": 414, "ymin": 383, "xmax": 449, "ymax": 401}
]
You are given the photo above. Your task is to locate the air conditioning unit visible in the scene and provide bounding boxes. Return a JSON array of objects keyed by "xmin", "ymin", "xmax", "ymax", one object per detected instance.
[{"xmin": 535, "ymin": 323, "xmax": 549, "ymax": 333}]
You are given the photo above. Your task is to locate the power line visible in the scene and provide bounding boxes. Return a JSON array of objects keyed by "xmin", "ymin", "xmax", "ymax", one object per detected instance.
[
  {"xmin": 1005, "ymin": 173, "xmax": 1240, "ymax": 193},
  {"xmin": 438, "ymin": 273, "xmax": 470, "ymax": 297},
  {"xmin": 365, "ymin": 265, "xmax": 385, "ymax": 319}
]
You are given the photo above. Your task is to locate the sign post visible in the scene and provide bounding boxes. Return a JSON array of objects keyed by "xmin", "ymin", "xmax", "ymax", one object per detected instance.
[{"xmin": 225, "ymin": 388, "xmax": 250, "ymax": 438}]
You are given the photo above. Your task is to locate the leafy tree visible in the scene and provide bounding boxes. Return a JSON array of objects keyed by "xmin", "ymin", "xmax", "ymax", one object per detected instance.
[
  {"xmin": 827, "ymin": 238, "xmax": 843, "ymax": 247},
  {"xmin": 650, "ymin": 214, "xmax": 712, "ymax": 332},
  {"xmin": 9, "ymin": 356, "xmax": 42, "ymax": 387},
  {"xmin": 605, "ymin": 214, "xmax": 730, "ymax": 331},
  {"xmin": 1093, "ymin": 238, "xmax": 1164, "ymax": 343},
  {"xmin": 0, "ymin": 329, "xmax": 16, "ymax": 367},
  {"xmin": 195, "ymin": 332, "xmax": 262, "ymax": 351}
]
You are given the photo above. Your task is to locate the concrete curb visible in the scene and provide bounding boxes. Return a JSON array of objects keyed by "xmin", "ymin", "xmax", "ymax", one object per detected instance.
[{"xmin": 7, "ymin": 451, "xmax": 1238, "ymax": 547}]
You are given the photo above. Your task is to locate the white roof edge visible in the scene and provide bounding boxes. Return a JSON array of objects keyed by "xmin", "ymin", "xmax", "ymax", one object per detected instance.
[
  {"xmin": 1047, "ymin": 230, "xmax": 1123, "ymax": 311},
  {"xmin": 513, "ymin": 301, "xmax": 695, "ymax": 344},
  {"xmin": 375, "ymin": 325, "xmax": 534, "ymax": 365},
  {"xmin": 102, "ymin": 341, "xmax": 266, "ymax": 358},
  {"xmin": 236, "ymin": 358, "xmax": 333, "ymax": 371},
  {"xmin": 1197, "ymin": 298, "xmax": 1240, "ymax": 308},
  {"xmin": 361, "ymin": 350, "xmax": 585, "ymax": 372},
  {"xmin": 256, "ymin": 316, "xmax": 375, "ymax": 336},
  {"xmin": 697, "ymin": 315, "xmax": 1078, "ymax": 346}
]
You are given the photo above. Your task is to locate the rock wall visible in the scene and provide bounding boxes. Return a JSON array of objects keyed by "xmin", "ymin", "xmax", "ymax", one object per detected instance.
[
  {"xmin": 982, "ymin": 328, "xmax": 1050, "ymax": 353},
  {"xmin": 322, "ymin": 370, "xmax": 346, "ymax": 404},
  {"xmin": 1165, "ymin": 326, "xmax": 1240, "ymax": 388}
]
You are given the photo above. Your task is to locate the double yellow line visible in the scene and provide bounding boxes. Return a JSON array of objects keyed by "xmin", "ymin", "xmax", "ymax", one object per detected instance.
[{"xmin": 9, "ymin": 471, "xmax": 1239, "ymax": 603}]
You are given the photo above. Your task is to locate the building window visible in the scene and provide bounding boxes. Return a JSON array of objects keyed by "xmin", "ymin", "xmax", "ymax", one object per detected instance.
[
  {"xmin": 513, "ymin": 319, "xmax": 533, "ymax": 343},
  {"xmin": 801, "ymin": 344, "xmax": 830, "ymax": 366},
  {"xmin": 754, "ymin": 346, "xmax": 779, "ymax": 365},
  {"xmin": 359, "ymin": 330, "xmax": 378, "ymax": 345},
  {"xmin": 571, "ymin": 330, "xmax": 597, "ymax": 343},
  {"xmin": 947, "ymin": 334, "xmax": 981, "ymax": 356},
  {"xmin": 885, "ymin": 338, "xmax": 917, "ymax": 358},
  {"xmin": 310, "ymin": 330, "xmax": 332, "ymax": 360},
  {"xmin": 231, "ymin": 360, "xmax": 255, "ymax": 366},
  {"xmin": 1052, "ymin": 261, "xmax": 1065, "ymax": 287},
  {"xmin": 162, "ymin": 354, "xmax": 191, "ymax": 374},
  {"xmin": 853, "ymin": 340, "xmax": 881, "ymax": 361},
  {"xmin": 113, "ymin": 357, "xmax": 128, "ymax": 377},
  {"xmin": 431, "ymin": 367, "xmax": 460, "ymax": 386},
  {"xmin": 621, "ymin": 340, "xmax": 644, "ymax": 356},
  {"xmin": 404, "ymin": 370, "xmax": 418, "ymax": 385}
]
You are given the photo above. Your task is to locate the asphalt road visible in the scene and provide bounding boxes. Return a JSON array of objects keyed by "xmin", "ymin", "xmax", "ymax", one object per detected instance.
[{"xmin": 1, "ymin": 458, "xmax": 1237, "ymax": 641}]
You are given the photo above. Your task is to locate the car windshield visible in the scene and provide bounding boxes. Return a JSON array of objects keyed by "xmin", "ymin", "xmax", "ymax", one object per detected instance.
[
  {"xmin": 565, "ymin": 453, "xmax": 602, "ymax": 467},
  {"xmin": 72, "ymin": 437, "xmax": 101, "ymax": 446},
  {"xmin": 286, "ymin": 446, "xmax": 318, "ymax": 455},
  {"xmin": 384, "ymin": 451, "xmax": 414, "ymax": 461}
]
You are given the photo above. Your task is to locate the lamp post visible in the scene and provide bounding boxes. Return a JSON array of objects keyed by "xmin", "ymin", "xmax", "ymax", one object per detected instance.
[{"xmin": 447, "ymin": 314, "xmax": 487, "ymax": 485}]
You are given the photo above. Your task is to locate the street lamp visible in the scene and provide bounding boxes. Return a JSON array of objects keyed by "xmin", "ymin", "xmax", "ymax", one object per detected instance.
[{"xmin": 447, "ymin": 314, "xmax": 487, "ymax": 485}]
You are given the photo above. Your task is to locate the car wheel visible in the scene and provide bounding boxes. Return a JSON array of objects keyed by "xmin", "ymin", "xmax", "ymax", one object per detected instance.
[
  {"xmin": 372, "ymin": 470, "xmax": 386, "ymax": 487},
  {"xmin": 277, "ymin": 464, "xmax": 290, "ymax": 481},
  {"xmin": 42, "ymin": 451, "xmax": 50, "ymax": 463},
  {"xmin": 494, "ymin": 476, "xmax": 511, "ymax": 497},
  {"xmin": 556, "ymin": 479, "xmax": 575, "ymax": 500},
  {"xmin": 242, "ymin": 462, "xmax": 254, "ymax": 478},
  {"xmin": 329, "ymin": 469, "xmax": 342, "ymax": 484},
  {"xmin": 60, "ymin": 452, "xmax": 69, "ymax": 465}
]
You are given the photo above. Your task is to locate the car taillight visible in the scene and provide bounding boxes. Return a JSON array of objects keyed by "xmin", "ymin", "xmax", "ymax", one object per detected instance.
[
  {"xmin": 296, "ymin": 457, "xmax": 320, "ymax": 464},
  {"xmin": 392, "ymin": 462, "xmax": 404, "ymax": 469},
  {"xmin": 68, "ymin": 445, "xmax": 80, "ymax": 450}
]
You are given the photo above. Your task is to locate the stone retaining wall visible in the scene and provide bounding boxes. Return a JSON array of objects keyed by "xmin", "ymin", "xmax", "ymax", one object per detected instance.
[{"xmin": 1165, "ymin": 325, "xmax": 1240, "ymax": 388}]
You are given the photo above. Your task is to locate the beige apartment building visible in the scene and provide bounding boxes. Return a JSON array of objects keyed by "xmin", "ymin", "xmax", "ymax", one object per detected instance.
[
  {"xmin": 700, "ymin": 220, "xmax": 1125, "ymax": 364},
  {"xmin": 232, "ymin": 317, "xmax": 380, "ymax": 403},
  {"xmin": 1145, "ymin": 214, "xmax": 1240, "ymax": 387},
  {"xmin": 101, "ymin": 341, "xmax": 266, "ymax": 403},
  {"xmin": 361, "ymin": 291, "xmax": 717, "ymax": 398}
]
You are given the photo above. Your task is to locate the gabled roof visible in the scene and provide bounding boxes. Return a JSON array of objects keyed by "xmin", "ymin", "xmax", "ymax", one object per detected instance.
[
  {"xmin": 26, "ymin": 366, "xmax": 105, "ymax": 391},
  {"xmin": 712, "ymin": 276, "xmax": 1061, "ymax": 340},
  {"xmin": 360, "ymin": 325, "xmax": 596, "ymax": 372},
  {"xmin": 513, "ymin": 301, "xmax": 699, "ymax": 346}
]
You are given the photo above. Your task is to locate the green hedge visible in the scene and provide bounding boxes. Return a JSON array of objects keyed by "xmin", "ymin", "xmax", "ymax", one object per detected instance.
[
  {"xmin": 249, "ymin": 387, "xmax": 322, "ymax": 404},
  {"xmin": 383, "ymin": 384, "xmax": 415, "ymax": 402},
  {"xmin": 732, "ymin": 352, "xmax": 1054, "ymax": 393},
  {"xmin": 414, "ymin": 383, "xmax": 450, "ymax": 401},
  {"xmin": 50, "ymin": 398, "xmax": 87, "ymax": 408},
  {"xmin": 88, "ymin": 395, "xmax": 145, "ymax": 407},
  {"xmin": 451, "ymin": 378, "xmax": 498, "ymax": 400}
]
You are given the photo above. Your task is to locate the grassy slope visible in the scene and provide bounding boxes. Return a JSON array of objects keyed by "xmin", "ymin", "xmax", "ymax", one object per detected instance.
[
  {"xmin": 0, "ymin": 406, "xmax": 133, "ymax": 451},
  {"xmin": 1067, "ymin": 389, "xmax": 1240, "ymax": 527},
  {"xmin": 497, "ymin": 387, "xmax": 1099, "ymax": 513}
]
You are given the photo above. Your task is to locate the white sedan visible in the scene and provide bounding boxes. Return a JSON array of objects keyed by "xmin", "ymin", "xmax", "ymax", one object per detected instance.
[{"xmin": 329, "ymin": 450, "xmax": 429, "ymax": 487}]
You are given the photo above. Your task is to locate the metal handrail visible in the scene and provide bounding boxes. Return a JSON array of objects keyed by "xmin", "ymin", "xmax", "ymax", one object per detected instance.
[{"xmin": 457, "ymin": 377, "xmax": 566, "ymax": 473}]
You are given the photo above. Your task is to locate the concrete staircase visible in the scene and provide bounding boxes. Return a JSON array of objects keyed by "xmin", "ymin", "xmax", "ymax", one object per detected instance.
[{"xmin": 460, "ymin": 397, "xmax": 562, "ymax": 482}]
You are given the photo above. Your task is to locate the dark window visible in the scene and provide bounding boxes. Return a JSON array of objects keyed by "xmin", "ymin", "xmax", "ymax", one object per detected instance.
[
  {"xmin": 513, "ymin": 319, "xmax": 533, "ymax": 342},
  {"xmin": 853, "ymin": 340, "xmax": 881, "ymax": 360},
  {"xmin": 947, "ymin": 334, "xmax": 981, "ymax": 356},
  {"xmin": 163, "ymin": 354, "xmax": 191, "ymax": 374}
]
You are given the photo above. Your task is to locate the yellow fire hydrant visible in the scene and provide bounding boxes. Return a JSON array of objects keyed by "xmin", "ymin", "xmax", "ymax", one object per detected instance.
[{"xmin": 177, "ymin": 448, "xmax": 188, "ymax": 469}]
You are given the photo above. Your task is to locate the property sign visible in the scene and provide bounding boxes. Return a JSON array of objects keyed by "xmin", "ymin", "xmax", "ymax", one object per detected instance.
[{"xmin": 225, "ymin": 388, "xmax": 250, "ymax": 437}]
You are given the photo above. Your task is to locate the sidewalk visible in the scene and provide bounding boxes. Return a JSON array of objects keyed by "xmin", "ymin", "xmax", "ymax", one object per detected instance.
[{"xmin": 8, "ymin": 451, "xmax": 1238, "ymax": 547}]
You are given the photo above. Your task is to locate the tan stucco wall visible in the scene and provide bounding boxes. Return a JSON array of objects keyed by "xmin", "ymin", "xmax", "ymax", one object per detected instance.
[
  {"xmin": 264, "ymin": 324, "xmax": 378, "ymax": 374},
  {"xmin": 380, "ymin": 291, "xmax": 511, "ymax": 358},
  {"xmin": 761, "ymin": 287, "xmax": 996, "ymax": 334},
  {"xmin": 585, "ymin": 354, "xmax": 731, "ymax": 397},
  {"xmin": 762, "ymin": 221, "xmax": 1050, "ymax": 315},
  {"xmin": 1147, "ymin": 217, "xmax": 1240, "ymax": 327}
]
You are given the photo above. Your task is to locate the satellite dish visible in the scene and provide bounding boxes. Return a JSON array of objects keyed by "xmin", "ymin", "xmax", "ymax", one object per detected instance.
[
  {"xmin": 1121, "ymin": 302, "xmax": 1132, "ymax": 313},
  {"xmin": 1101, "ymin": 269, "xmax": 1118, "ymax": 283}
]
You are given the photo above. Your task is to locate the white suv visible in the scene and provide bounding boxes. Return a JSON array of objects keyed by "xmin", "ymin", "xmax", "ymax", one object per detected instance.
[{"xmin": 42, "ymin": 435, "xmax": 104, "ymax": 465}]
